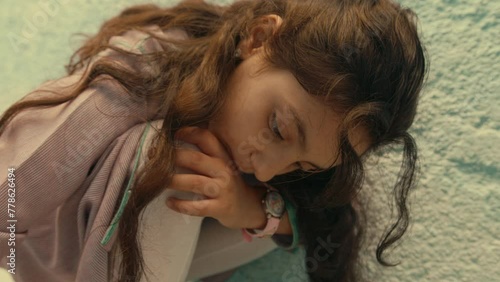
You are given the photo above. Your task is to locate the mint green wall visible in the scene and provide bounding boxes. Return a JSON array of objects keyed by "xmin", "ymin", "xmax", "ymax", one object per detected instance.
[{"xmin": 0, "ymin": 0, "xmax": 498, "ymax": 281}]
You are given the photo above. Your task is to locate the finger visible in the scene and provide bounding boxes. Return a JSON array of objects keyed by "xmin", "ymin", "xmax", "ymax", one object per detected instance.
[
  {"xmin": 166, "ymin": 197, "xmax": 214, "ymax": 217},
  {"xmin": 174, "ymin": 127, "xmax": 232, "ymax": 164},
  {"xmin": 175, "ymin": 149, "xmax": 226, "ymax": 177},
  {"xmin": 170, "ymin": 174, "xmax": 221, "ymax": 198}
]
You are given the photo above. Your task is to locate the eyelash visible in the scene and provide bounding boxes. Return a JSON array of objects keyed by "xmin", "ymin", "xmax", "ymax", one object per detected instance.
[
  {"xmin": 271, "ymin": 112, "xmax": 303, "ymax": 171},
  {"xmin": 271, "ymin": 111, "xmax": 284, "ymax": 140}
]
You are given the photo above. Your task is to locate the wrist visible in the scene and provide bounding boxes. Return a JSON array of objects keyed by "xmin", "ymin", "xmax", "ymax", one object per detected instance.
[
  {"xmin": 254, "ymin": 213, "xmax": 267, "ymax": 230},
  {"xmin": 248, "ymin": 186, "xmax": 267, "ymax": 229},
  {"xmin": 241, "ymin": 184, "xmax": 285, "ymax": 241}
]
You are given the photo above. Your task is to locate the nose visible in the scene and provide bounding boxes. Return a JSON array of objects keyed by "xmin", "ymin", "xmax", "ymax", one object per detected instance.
[{"xmin": 251, "ymin": 150, "xmax": 297, "ymax": 182}]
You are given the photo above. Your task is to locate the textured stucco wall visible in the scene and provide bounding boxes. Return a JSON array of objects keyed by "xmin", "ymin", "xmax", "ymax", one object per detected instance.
[{"xmin": 0, "ymin": 0, "xmax": 498, "ymax": 281}]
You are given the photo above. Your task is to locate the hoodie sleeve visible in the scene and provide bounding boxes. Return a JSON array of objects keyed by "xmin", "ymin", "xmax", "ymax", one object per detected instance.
[
  {"xmin": 271, "ymin": 195, "xmax": 301, "ymax": 251},
  {"xmin": 0, "ymin": 26, "xmax": 188, "ymax": 258}
]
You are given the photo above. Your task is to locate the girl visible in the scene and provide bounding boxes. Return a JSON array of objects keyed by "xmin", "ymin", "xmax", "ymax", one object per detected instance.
[{"xmin": 0, "ymin": 0, "xmax": 426, "ymax": 281}]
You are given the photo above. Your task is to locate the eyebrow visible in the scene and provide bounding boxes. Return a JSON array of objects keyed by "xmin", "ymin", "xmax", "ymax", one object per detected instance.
[{"xmin": 288, "ymin": 105, "xmax": 326, "ymax": 171}]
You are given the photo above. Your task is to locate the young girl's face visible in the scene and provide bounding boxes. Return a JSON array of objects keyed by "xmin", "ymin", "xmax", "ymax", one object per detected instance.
[{"xmin": 208, "ymin": 51, "xmax": 370, "ymax": 182}]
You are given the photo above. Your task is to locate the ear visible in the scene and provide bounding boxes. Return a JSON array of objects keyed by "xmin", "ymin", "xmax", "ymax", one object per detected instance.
[{"xmin": 237, "ymin": 14, "xmax": 283, "ymax": 59}]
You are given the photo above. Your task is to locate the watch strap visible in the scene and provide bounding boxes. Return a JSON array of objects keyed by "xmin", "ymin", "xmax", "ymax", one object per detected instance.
[
  {"xmin": 241, "ymin": 217, "xmax": 280, "ymax": 242},
  {"xmin": 242, "ymin": 184, "xmax": 284, "ymax": 242}
]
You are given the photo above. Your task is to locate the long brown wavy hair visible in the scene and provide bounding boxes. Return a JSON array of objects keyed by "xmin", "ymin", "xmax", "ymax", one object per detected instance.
[{"xmin": 0, "ymin": 0, "xmax": 427, "ymax": 281}]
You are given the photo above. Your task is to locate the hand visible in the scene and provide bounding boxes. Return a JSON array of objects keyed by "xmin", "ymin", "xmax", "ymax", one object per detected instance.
[{"xmin": 166, "ymin": 126, "xmax": 268, "ymax": 230}]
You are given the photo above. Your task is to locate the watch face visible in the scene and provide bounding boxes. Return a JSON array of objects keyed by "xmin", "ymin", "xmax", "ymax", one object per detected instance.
[{"xmin": 265, "ymin": 191, "xmax": 285, "ymax": 217}]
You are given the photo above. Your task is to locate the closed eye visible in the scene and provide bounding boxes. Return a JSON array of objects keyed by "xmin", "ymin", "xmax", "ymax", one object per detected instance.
[
  {"xmin": 296, "ymin": 162, "xmax": 322, "ymax": 173},
  {"xmin": 272, "ymin": 111, "xmax": 322, "ymax": 173},
  {"xmin": 271, "ymin": 111, "xmax": 284, "ymax": 140}
]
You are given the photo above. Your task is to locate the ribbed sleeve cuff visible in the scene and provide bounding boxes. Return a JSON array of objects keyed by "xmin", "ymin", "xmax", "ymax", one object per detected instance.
[{"xmin": 271, "ymin": 194, "xmax": 300, "ymax": 251}]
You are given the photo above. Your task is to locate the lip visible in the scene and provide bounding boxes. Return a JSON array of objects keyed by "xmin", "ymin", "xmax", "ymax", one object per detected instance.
[{"xmin": 221, "ymin": 140, "xmax": 253, "ymax": 173}]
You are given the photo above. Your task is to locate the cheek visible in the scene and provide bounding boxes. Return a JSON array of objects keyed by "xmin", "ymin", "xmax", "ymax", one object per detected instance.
[
  {"xmin": 211, "ymin": 119, "xmax": 246, "ymax": 156},
  {"xmin": 212, "ymin": 97, "xmax": 272, "ymax": 157}
]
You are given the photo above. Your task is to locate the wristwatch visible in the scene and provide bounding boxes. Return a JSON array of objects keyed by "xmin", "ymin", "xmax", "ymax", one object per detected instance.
[{"xmin": 241, "ymin": 183, "xmax": 285, "ymax": 242}]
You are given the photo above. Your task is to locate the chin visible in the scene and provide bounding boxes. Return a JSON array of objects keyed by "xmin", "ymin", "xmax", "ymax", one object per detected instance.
[{"xmin": 240, "ymin": 172, "xmax": 263, "ymax": 186}]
